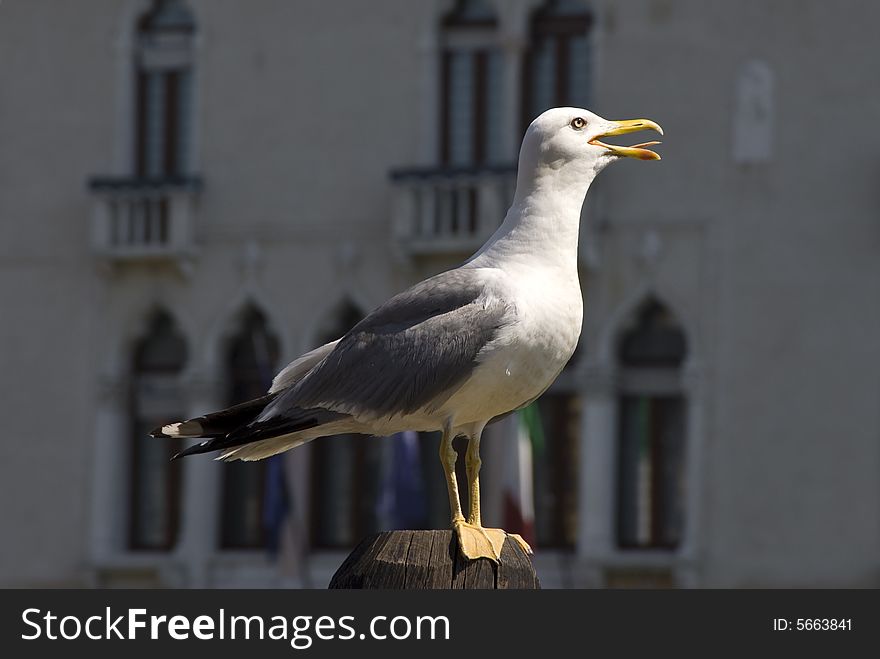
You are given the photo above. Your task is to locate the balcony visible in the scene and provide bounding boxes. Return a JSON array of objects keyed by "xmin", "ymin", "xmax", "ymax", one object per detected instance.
[
  {"xmin": 87, "ymin": 176, "xmax": 202, "ymax": 269},
  {"xmin": 389, "ymin": 165, "xmax": 516, "ymax": 259}
]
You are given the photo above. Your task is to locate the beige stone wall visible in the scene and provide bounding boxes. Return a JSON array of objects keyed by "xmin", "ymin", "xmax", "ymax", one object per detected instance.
[{"xmin": 1, "ymin": 0, "xmax": 878, "ymax": 587}]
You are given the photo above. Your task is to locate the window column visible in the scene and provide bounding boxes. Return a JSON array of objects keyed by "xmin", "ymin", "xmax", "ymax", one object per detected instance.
[
  {"xmin": 577, "ymin": 363, "xmax": 617, "ymax": 560},
  {"xmin": 89, "ymin": 376, "xmax": 132, "ymax": 567}
]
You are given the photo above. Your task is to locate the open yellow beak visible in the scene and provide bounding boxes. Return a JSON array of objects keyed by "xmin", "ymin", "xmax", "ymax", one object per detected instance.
[{"xmin": 590, "ymin": 118, "xmax": 664, "ymax": 160}]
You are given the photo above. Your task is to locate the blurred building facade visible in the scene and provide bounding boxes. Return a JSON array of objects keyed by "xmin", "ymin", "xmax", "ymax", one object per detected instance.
[{"xmin": 1, "ymin": 0, "xmax": 879, "ymax": 588}]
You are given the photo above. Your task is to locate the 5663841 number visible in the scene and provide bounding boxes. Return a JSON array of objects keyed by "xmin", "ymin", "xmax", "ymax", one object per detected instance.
[{"xmin": 797, "ymin": 619, "xmax": 851, "ymax": 631}]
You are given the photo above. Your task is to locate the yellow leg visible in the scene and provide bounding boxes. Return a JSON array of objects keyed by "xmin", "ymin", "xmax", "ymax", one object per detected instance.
[
  {"xmin": 461, "ymin": 428, "xmax": 507, "ymax": 560},
  {"xmin": 465, "ymin": 430, "xmax": 482, "ymax": 526},
  {"xmin": 438, "ymin": 423, "xmax": 464, "ymax": 525},
  {"xmin": 460, "ymin": 424, "xmax": 534, "ymax": 559},
  {"xmin": 440, "ymin": 423, "xmax": 502, "ymax": 562}
]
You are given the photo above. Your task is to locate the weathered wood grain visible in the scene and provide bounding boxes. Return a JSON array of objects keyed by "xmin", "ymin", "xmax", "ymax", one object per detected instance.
[{"xmin": 328, "ymin": 530, "xmax": 540, "ymax": 589}]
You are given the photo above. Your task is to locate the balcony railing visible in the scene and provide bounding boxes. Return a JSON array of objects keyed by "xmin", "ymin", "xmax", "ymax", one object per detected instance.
[
  {"xmin": 389, "ymin": 165, "xmax": 516, "ymax": 257},
  {"xmin": 88, "ymin": 176, "xmax": 202, "ymax": 265}
]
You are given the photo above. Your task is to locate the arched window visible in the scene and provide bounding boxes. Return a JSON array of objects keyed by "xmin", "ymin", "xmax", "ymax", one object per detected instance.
[
  {"xmin": 615, "ymin": 298, "xmax": 687, "ymax": 550},
  {"xmin": 309, "ymin": 300, "xmax": 377, "ymax": 548},
  {"xmin": 440, "ymin": 0, "xmax": 504, "ymax": 167},
  {"xmin": 219, "ymin": 306, "xmax": 280, "ymax": 549},
  {"xmin": 522, "ymin": 0, "xmax": 593, "ymax": 130},
  {"xmin": 129, "ymin": 310, "xmax": 187, "ymax": 550},
  {"xmin": 135, "ymin": 0, "xmax": 195, "ymax": 179}
]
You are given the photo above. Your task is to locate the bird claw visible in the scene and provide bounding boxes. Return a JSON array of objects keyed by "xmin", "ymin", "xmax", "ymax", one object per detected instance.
[{"xmin": 505, "ymin": 533, "xmax": 533, "ymax": 555}]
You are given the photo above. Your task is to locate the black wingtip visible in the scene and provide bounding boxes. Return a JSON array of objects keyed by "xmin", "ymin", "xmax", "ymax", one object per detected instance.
[{"xmin": 170, "ymin": 439, "xmax": 218, "ymax": 461}]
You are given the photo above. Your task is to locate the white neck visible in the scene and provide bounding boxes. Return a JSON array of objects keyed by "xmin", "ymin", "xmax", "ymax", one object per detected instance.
[{"xmin": 466, "ymin": 156, "xmax": 600, "ymax": 272}]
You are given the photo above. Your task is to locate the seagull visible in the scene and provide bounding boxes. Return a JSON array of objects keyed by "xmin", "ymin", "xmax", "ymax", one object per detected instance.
[{"xmin": 151, "ymin": 107, "xmax": 662, "ymax": 561}]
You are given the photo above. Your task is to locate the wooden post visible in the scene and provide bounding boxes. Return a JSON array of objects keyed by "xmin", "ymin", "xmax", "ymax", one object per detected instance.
[{"xmin": 328, "ymin": 530, "xmax": 540, "ymax": 589}]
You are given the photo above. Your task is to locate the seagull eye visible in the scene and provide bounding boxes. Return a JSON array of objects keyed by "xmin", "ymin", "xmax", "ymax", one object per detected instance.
[{"xmin": 571, "ymin": 117, "xmax": 586, "ymax": 130}]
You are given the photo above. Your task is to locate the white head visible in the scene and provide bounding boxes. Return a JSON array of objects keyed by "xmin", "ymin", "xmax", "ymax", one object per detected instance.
[
  {"xmin": 515, "ymin": 107, "xmax": 663, "ymax": 199},
  {"xmin": 469, "ymin": 107, "xmax": 664, "ymax": 267}
]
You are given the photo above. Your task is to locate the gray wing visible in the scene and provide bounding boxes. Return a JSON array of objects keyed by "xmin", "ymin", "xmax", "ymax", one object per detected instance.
[
  {"xmin": 260, "ymin": 267, "xmax": 511, "ymax": 423},
  {"xmin": 268, "ymin": 339, "xmax": 339, "ymax": 394}
]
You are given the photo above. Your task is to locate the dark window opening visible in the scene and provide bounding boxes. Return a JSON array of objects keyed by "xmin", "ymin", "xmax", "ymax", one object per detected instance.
[
  {"xmin": 522, "ymin": 0, "xmax": 593, "ymax": 132},
  {"xmin": 135, "ymin": 0, "xmax": 195, "ymax": 179},
  {"xmin": 440, "ymin": 0, "xmax": 503, "ymax": 167},
  {"xmin": 533, "ymin": 394, "xmax": 580, "ymax": 548},
  {"xmin": 616, "ymin": 395, "xmax": 685, "ymax": 549}
]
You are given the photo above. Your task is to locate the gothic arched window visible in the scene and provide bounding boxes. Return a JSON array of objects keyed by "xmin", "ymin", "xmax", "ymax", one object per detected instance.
[
  {"xmin": 129, "ymin": 310, "xmax": 187, "ymax": 550},
  {"xmin": 615, "ymin": 298, "xmax": 687, "ymax": 550},
  {"xmin": 522, "ymin": 0, "xmax": 593, "ymax": 130},
  {"xmin": 309, "ymin": 301, "xmax": 377, "ymax": 548},
  {"xmin": 135, "ymin": 0, "xmax": 196, "ymax": 179},
  {"xmin": 219, "ymin": 306, "xmax": 280, "ymax": 549}
]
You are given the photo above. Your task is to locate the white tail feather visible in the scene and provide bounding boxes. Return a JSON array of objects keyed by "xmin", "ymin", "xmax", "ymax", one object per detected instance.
[{"xmin": 161, "ymin": 420, "xmax": 203, "ymax": 437}]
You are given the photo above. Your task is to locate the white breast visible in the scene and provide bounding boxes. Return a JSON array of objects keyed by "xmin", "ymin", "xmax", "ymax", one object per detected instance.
[{"xmin": 441, "ymin": 265, "xmax": 583, "ymax": 425}]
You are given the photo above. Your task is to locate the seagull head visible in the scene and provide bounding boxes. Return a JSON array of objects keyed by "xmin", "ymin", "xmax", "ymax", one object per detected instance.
[{"xmin": 522, "ymin": 107, "xmax": 664, "ymax": 175}]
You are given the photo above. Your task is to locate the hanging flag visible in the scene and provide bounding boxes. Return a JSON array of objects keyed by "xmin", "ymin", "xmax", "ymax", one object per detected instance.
[{"xmin": 502, "ymin": 404, "xmax": 544, "ymax": 549}]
